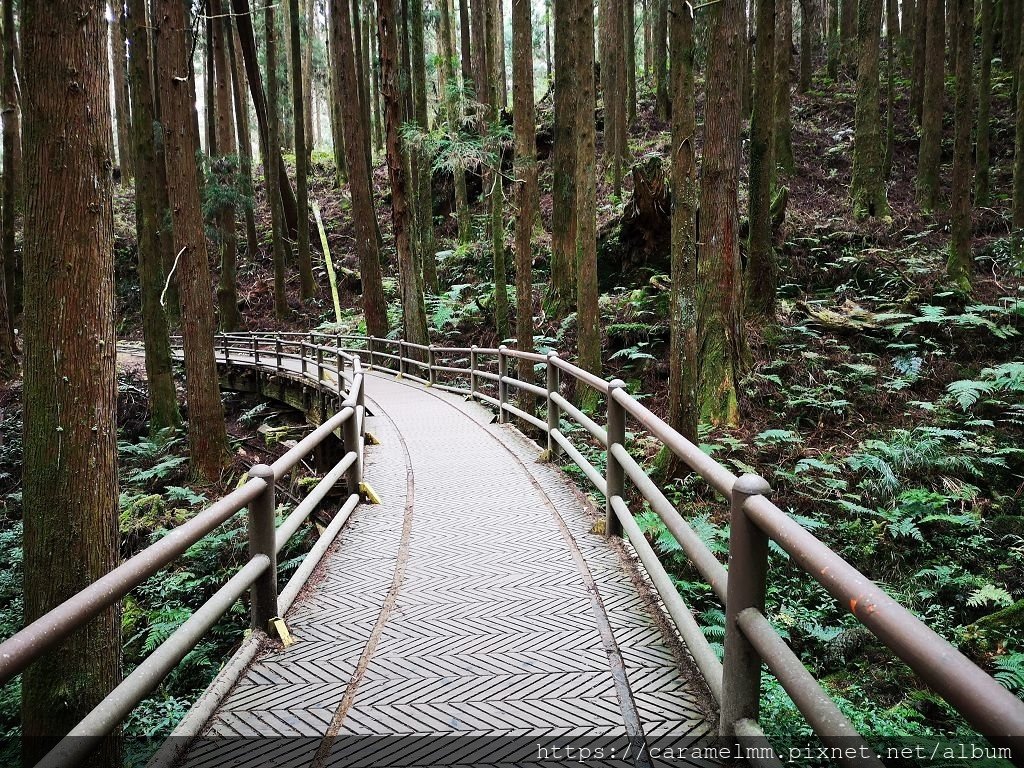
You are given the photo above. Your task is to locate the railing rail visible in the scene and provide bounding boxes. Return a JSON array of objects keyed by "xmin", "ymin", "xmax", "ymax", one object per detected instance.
[
  {"xmin": 1, "ymin": 339, "xmax": 369, "ymax": 768},
  {"xmin": 311, "ymin": 331, "xmax": 1024, "ymax": 762}
]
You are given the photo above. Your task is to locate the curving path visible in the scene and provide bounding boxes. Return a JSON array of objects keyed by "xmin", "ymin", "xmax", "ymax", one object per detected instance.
[{"xmin": 177, "ymin": 366, "xmax": 718, "ymax": 768}]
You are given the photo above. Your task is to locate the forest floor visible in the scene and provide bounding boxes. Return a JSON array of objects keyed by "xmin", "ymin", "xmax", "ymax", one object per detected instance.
[{"xmin": 0, "ymin": 62, "xmax": 1020, "ymax": 759}]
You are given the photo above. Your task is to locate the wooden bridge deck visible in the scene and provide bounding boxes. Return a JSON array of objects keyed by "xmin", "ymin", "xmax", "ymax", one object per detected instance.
[{"xmin": 177, "ymin": 363, "xmax": 718, "ymax": 767}]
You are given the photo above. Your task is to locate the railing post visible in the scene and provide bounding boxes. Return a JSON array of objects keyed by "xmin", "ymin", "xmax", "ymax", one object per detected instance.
[
  {"xmin": 546, "ymin": 352, "xmax": 561, "ymax": 457},
  {"xmin": 222, "ymin": 335, "xmax": 229, "ymax": 361},
  {"xmin": 470, "ymin": 345, "xmax": 478, "ymax": 399},
  {"xmin": 342, "ymin": 400, "xmax": 362, "ymax": 493},
  {"xmin": 719, "ymin": 473, "xmax": 773, "ymax": 740},
  {"xmin": 316, "ymin": 344, "xmax": 324, "ymax": 382},
  {"xmin": 301, "ymin": 342, "xmax": 307, "ymax": 374},
  {"xmin": 398, "ymin": 340, "xmax": 406, "ymax": 377},
  {"xmin": 367, "ymin": 337, "xmax": 375, "ymax": 370},
  {"xmin": 247, "ymin": 464, "xmax": 279, "ymax": 632},
  {"xmin": 497, "ymin": 345, "xmax": 508, "ymax": 423},
  {"xmin": 427, "ymin": 345, "xmax": 436, "ymax": 385},
  {"xmin": 605, "ymin": 379, "xmax": 627, "ymax": 537},
  {"xmin": 275, "ymin": 337, "xmax": 282, "ymax": 371},
  {"xmin": 252, "ymin": 335, "xmax": 258, "ymax": 364},
  {"xmin": 336, "ymin": 333, "xmax": 343, "ymax": 378}
]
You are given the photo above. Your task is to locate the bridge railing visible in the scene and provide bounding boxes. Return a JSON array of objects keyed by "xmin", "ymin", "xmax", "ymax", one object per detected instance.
[
  {"xmin": 0, "ymin": 344, "xmax": 369, "ymax": 768},
  {"xmin": 239, "ymin": 330, "xmax": 1023, "ymax": 766}
]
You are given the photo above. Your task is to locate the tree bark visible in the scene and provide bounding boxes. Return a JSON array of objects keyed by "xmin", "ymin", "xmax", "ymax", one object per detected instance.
[
  {"xmin": 483, "ymin": 0, "xmax": 509, "ymax": 338},
  {"xmin": 697, "ymin": 0, "xmax": 744, "ymax": 426},
  {"xmin": 439, "ymin": 0, "xmax": 472, "ymax": 243},
  {"xmin": 774, "ymin": 0, "xmax": 795, "ymax": 174},
  {"xmin": 799, "ymin": 0, "xmax": 814, "ymax": 91},
  {"xmin": 409, "ymin": 0, "xmax": 438, "ymax": 293},
  {"xmin": 574, "ymin": 0, "xmax": 600, "ymax": 389},
  {"xmin": 1013, "ymin": 2, "xmax": 1024, "ymax": 266},
  {"xmin": 916, "ymin": 0, "xmax": 944, "ymax": 211},
  {"xmin": 911, "ymin": 0, "xmax": 928, "ymax": 118},
  {"xmin": 747, "ymin": 0, "xmax": 777, "ymax": 317},
  {"xmin": 975, "ymin": 0, "xmax": 994, "ymax": 206},
  {"xmin": 127, "ymin": 0, "xmax": 179, "ymax": 430},
  {"xmin": 212, "ymin": 0, "xmax": 242, "ymax": 330},
  {"xmin": 851, "ymin": 0, "xmax": 888, "ymax": 219},
  {"xmin": 827, "ymin": 0, "xmax": 840, "ymax": 78},
  {"xmin": 513, "ymin": 0, "xmax": 537, "ymax": 395},
  {"xmin": 654, "ymin": 0, "xmax": 669, "ymax": 119},
  {"xmin": 669, "ymin": 0, "xmax": 697, "ymax": 443},
  {"xmin": 379, "ymin": 0, "xmax": 429, "ymax": 344},
  {"xmin": 229, "ymin": 23, "xmax": 260, "ymax": 257},
  {"xmin": 948, "ymin": 0, "xmax": 973, "ymax": 289},
  {"xmin": 154, "ymin": 0, "xmax": 230, "ymax": 480},
  {"xmin": 289, "ymin": 0, "xmax": 316, "ymax": 300},
  {"xmin": 265, "ymin": 2, "xmax": 292, "ymax": 319},
  {"xmin": 329, "ymin": 0, "xmax": 390, "ymax": 336},
  {"xmin": 547, "ymin": 0, "xmax": 577, "ymax": 316},
  {"xmin": 231, "ymin": 0, "xmax": 300, "ymax": 235},
  {"xmin": 459, "ymin": 0, "xmax": 474, "ymax": 88},
  {"xmin": 1, "ymin": 0, "xmax": 20, "ymax": 325},
  {"xmin": 625, "ymin": 0, "xmax": 637, "ymax": 124},
  {"xmin": 110, "ymin": 1, "xmax": 133, "ymax": 179},
  {"xmin": 20, "ymin": 2, "xmax": 120, "ymax": 763}
]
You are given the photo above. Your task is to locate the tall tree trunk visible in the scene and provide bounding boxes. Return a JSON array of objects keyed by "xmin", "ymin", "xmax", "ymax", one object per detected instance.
[
  {"xmin": 371, "ymin": 3, "xmax": 384, "ymax": 152},
  {"xmin": 1, "ymin": 0, "xmax": 20, "ymax": 327},
  {"xmin": 668, "ymin": 0, "xmax": 697, "ymax": 443},
  {"xmin": 883, "ymin": 0, "xmax": 896, "ymax": 177},
  {"xmin": 654, "ymin": 0, "xmax": 668, "ymax": 119},
  {"xmin": 799, "ymin": 0, "xmax": 814, "ymax": 91},
  {"xmin": 329, "ymin": 0, "xmax": 390, "ymax": 336},
  {"xmin": 325, "ymin": 14, "xmax": 349, "ymax": 184},
  {"xmin": 127, "ymin": 0, "xmax": 179, "ymax": 429},
  {"xmin": 229, "ymin": 24, "xmax": 260, "ymax": 257},
  {"xmin": 409, "ymin": 0, "xmax": 438, "ymax": 293},
  {"xmin": 231, "ymin": 0, "xmax": 300, "ymax": 235},
  {"xmin": 547, "ymin": 0, "xmax": 577, "ymax": 316},
  {"xmin": 154, "ymin": 0, "xmax": 230, "ymax": 480},
  {"xmin": 747, "ymin": 0, "xmax": 777, "ymax": 317},
  {"xmin": 625, "ymin": 0, "xmax": 637, "ymax": 124},
  {"xmin": 851, "ymin": 0, "xmax": 888, "ymax": 218},
  {"xmin": 213, "ymin": 0, "xmax": 242, "ymax": 330},
  {"xmin": 379, "ymin": 0, "xmax": 429, "ymax": 344},
  {"xmin": 911, "ymin": 0, "xmax": 927, "ymax": 117},
  {"xmin": 902, "ymin": 0, "xmax": 915, "ymax": 54},
  {"xmin": 574, "ymin": 0, "xmax": 600, "ymax": 388},
  {"xmin": 1013, "ymin": 4, "xmax": 1024, "ymax": 266},
  {"xmin": 975, "ymin": 0, "xmax": 994, "ymax": 206},
  {"xmin": 0, "ymin": 0, "xmax": 15, "ymax": 375},
  {"xmin": 495, "ymin": 0, "xmax": 508, "ymax": 105},
  {"xmin": 459, "ymin": 0, "xmax": 474, "ymax": 87},
  {"xmin": 484, "ymin": 0, "xmax": 509, "ymax": 337},
  {"xmin": 840, "ymin": 0, "xmax": 856, "ymax": 65},
  {"xmin": 948, "ymin": 0, "xmax": 973, "ymax": 289},
  {"xmin": 916, "ymin": 0, "xmax": 944, "ymax": 211},
  {"xmin": 775, "ymin": 0, "xmax": 795, "ymax": 174},
  {"xmin": 439, "ymin": 0, "xmax": 472, "ymax": 243},
  {"xmin": 110, "ymin": 1, "xmax": 133, "ymax": 179},
  {"xmin": 513, "ymin": 0, "xmax": 537, "ymax": 375},
  {"xmin": 266, "ymin": 2, "xmax": 292, "ymax": 318},
  {"xmin": 353, "ymin": 0, "xmax": 373, "ymax": 180},
  {"xmin": 289, "ymin": 0, "xmax": 316, "ymax": 300},
  {"xmin": 20, "ymin": 2, "xmax": 120, "ymax": 764},
  {"xmin": 697, "ymin": 0, "xmax": 744, "ymax": 426},
  {"xmin": 303, "ymin": 0, "xmax": 315, "ymax": 164},
  {"xmin": 827, "ymin": 0, "xmax": 840, "ymax": 77},
  {"xmin": 603, "ymin": 0, "xmax": 627, "ymax": 195},
  {"xmin": 204, "ymin": 1, "xmax": 216, "ymax": 153},
  {"xmin": 545, "ymin": 0, "xmax": 552, "ymax": 85}
]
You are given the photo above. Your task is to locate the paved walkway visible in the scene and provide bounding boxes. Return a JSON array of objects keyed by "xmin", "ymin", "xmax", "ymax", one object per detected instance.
[{"xmin": 179, "ymin": 368, "xmax": 717, "ymax": 767}]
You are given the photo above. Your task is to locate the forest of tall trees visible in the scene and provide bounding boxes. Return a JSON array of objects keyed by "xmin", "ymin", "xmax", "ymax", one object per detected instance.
[{"xmin": 1, "ymin": 0, "xmax": 1024, "ymax": 761}]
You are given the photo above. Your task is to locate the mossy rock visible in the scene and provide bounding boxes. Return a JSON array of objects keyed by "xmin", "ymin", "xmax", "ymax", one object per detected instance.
[
  {"xmin": 120, "ymin": 493, "xmax": 167, "ymax": 534},
  {"xmin": 973, "ymin": 599, "xmax": 1024, "ymax": 634}
]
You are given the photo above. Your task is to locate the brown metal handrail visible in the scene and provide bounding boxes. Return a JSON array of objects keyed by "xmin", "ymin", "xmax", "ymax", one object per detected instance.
[
  {"xmin": 2, "ymin": 340, "xmax": 369, "ymax": 768},
  {"xmin": 324, "ymin": 332, "xmax": 1024, "ymax": 764}
]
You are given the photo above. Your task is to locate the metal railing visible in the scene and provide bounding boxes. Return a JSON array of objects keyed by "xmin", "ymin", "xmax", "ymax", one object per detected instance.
[
  {"xmin": 218, "ymin": 329, "xmax": 1024, "ymax": 766},
  {"xmin": 0, "ymin": 340, "xmax": 368, "ymax": 768},
  {"xmin": 6, "ymin": 330, "xmax": 1023, "ymax": 767}
]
